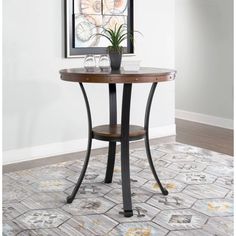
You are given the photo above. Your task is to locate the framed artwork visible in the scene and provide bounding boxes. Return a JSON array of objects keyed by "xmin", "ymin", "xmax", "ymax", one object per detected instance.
[{"xmin": 65, "ymin": 0, "xmax": 134, "ymax": 57}]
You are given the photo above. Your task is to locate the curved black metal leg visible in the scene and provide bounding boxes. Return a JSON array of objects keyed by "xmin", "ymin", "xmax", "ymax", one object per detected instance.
[
  {"xmin": 144, "ymin": 83, "xmax": 168, "ymax": 196},
  {"xmin": 67, "ymin": 83, "xmax": 93, "ymax": 203},
  {"xmin": 104, "ymin": 84, "xmax": 117, "ymax": 183},
  {"xmin": 120, "ymin": 84, "xmax": 133, "ymax": 217}
]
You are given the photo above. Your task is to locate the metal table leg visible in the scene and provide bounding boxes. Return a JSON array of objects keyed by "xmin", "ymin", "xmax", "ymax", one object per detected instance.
[
  {"xmin": 104, "ymin": 84, "xmax": 117, "ymax": 183},
  {"xmin": 67, "ymin": 82, "xmax": 93, "ymax": 203},
  {"xmin": 144, "ymin": 83, "xmax": 168, "ymax": 196},
  {"xmin": 120, "ymin": 83, "xmax": 133, "ymax": 217}
]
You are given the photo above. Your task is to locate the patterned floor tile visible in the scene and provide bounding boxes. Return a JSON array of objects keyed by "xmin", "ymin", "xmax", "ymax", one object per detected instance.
[
  {"xmin": 130, "ymin": 148, "xmax": 166, "ymax": 159},
  {"xmin": 167, "ymin": 229, "xmax": 212, "ymax": 236},
  {"xmin": 160, "ymin": 153, "xmax": 197, "ymax": 162},
  {"xmin": 138, "ymin": 168, "xmax": 178, "ymax": 181},
  {"xmin": 107, "ymin": 175, "xmax": 148, "ymax": 189},
  {"xmin": 225, "ymin": 190, "xmax": 234, "ymax": 200},
  {"xmin": 106, "ymin": 203, "xmax": 160, "ymax": 223},
  {"xmin": 142, "ymin": 179, "xmax": 186, "ymax": 194},
  {"xmin": 3, "ymin": 202, "xmax": 30, "ymax": 221},
  {"xmin": 132, "ymin": 158, "xmax": 172, "ymax": 169},
  {"xmin": 3, "ymin": 184, "xmax": 34, "ymax": 203},
  {"xmin": 14, "ymin": 209, "xmax": 70, "ymax": 229},
  {"xmin": 192, "ymin": 199, "xmax": 233, "ymax": 217},
  {"xmin": 65, "ymin": 182, "xmax": 112, "ymax": 199},
  {"xmin": 168, "ymin": 161, "xmax": 207, "ymax": 173},
  {"xmin": 5, "ymin": 171, "xmax": 39, "ymax": 186},
  {"xmin": 156, "ymin": 143, "xmax": 217, "ymax": 159},
  {"xmin": 203, "ymin": 216, "xmax": 233, "ymax": 236},
  {"xmin": 65, "ymin": 159, "xmax": 86, "ymax": 172},
  {"xmin": 157, "ymin": 143, "xmax": 232, "ymax": 163},
  {"xmin": 31, "ymin": 179, "xmax": 74, "ymax": 192},
  {"xmin": 175, "ymin": 172, "xmax": 217, "ymax": 185},
  {"xmin": 66, "ymin": 170, "xmax": 105, "ymax": 184},
  {"xmin": 183, "ymin": 184, "xmax": 229, "ymax": 199},
  {"xmin": 147, "ymin": 192, "xmax": 196, "ymax": 210},
  {"xmin": 112, "ymin": 165, "xmax": 143, "ymax": 176},
  {"xmin": 29, "ymin": 166, "xmax": 76, "ymax": 180},
  {"xmin": 204, "ymin": 165, "xmax": 233, "ymax": 177},
  {"xmin": 62, "ymin": 197, "xmax": 115, "ymax": 215},
  {"xmin": 104, "ymin": 187, "xmax": 153, "ymax": 204},
  {"xmin": 108, "ymin": 222, "xmax": 169, "ymax": 236},
  {"xmin": 153, "ymin": 209, "xmax": 208, "ymax": 231},
  {"xmin": 3, "ymin": 174, "xmax": 19, "ymax": 184},
  {"xmin": 214, "ymin": 176, "xmax": 234, "ymax": 190},
  {"xmin": 59, "ymin": 214, "xmax": 118, "ymax": 236},
  {"xmin": 17, "ymin": 228, "xmax": 66, "ymax": 236},
  {"xmin": 155, "ymin": 143, "xmax": 190, "ymax": 154},
  {"xmin": 21, "ymin": 192, "xmax": 67, "ymax": 209},
  {"xmin": 2, "ymin": 221, "xmax": 23, "ymax": 236},
  {"xmin": 2, "ymin": 142, "xmax": 234, "ymax": 235}
]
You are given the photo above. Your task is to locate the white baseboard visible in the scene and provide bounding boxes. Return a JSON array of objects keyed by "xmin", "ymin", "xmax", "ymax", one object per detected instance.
[
  {"xmin": 176, "ymin": 109, "xmax": 233, "ymax": 130},
  {"xmin": 3, "ymin": 124, "xmax": 176, "ymax": 165}
]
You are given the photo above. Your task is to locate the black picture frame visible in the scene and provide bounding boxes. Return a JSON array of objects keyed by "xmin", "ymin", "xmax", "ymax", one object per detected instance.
[{"xmin": 65, "ymin": 0, "xmax": 134, "ymax": 57}]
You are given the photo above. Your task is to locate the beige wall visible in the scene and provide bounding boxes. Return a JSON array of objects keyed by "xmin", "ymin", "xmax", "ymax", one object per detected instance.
[{"xmin": 175, "ymin": 0, "xmax": 233, "ymax": 121}]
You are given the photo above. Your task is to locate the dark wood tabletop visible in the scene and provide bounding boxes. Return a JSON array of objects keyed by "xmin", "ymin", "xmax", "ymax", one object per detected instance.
[{"xmin": 60, "ymin": 67, "xmax": 176, "ymax": 83}]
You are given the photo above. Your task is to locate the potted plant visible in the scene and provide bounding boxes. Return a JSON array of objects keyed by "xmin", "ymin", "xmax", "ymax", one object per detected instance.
[{"xmin": 97, "ymin": 24, "xmax": 132, "ymax": 71}]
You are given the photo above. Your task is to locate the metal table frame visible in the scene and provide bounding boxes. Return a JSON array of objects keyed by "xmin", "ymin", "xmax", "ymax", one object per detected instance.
[{"xmin": 66, "ymin": 82, "xmax": 168, "ymax": 217}]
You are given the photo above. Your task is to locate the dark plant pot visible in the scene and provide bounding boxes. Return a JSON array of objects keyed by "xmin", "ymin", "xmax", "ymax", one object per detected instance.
[{"xmin": 109, "ymin": 51, "xmax": 122, "ymax": 71}]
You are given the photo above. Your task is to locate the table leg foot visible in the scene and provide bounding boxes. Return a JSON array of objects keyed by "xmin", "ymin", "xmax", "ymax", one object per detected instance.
[
  {"xmin": 66, "ymin": 195, "xmax": 74, "ymax": 204},
  {"xmin": 162, "ymin": 188, "xmax": 169, "ymax": 196},
  {"xmin": 119, "ymin": 210, "xmax": 133, "ymax": 217}
]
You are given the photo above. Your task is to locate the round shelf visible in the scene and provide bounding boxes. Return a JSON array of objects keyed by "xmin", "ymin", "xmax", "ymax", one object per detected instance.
[{"xmin": 92, "ymin": 124, "xmax": 146, "ymax": 142}]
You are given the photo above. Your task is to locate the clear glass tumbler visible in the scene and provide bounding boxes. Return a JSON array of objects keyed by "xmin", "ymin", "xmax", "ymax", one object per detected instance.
[
  {"xmin": 98, "ymin": 54, "xmax": 110, "ymax": 72},
  {"xmin": 84, "ymin": 54, "xmax": 96, "ymax": 72}
]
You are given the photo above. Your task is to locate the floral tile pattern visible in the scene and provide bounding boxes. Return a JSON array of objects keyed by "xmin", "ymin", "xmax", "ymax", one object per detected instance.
[
  {"xmin": 147, "ymin": 192, "xmax": 196, "ymax": 210},
  {"xmin": 203, "ymin": 216, "xmax": 233, "ymax": 236},
  {"xmin": 108, "ymin": 222, "xmax": 168, "ymax": 236},
  {"xmin": 2, "ymin": 142, "xmax": 234, "ymax": 235},
  {"xmin": 106, "ymin": 203, "xmax": 161, "ymax": 223},
  {"xmin": 60, "ymin": 215, "xmax": 118, "ymax": 236},
  {"xmin": 192, "ymin": 199, "xmax": 233, "ymax": 217},
  {"xmin": 14, "ymin": 209, "xmax": 70, "ymax": 229},
  {"xmin": 62, "ymin": 197, "xmax": 115, "ymax": 216},
  {"xmin": 153, "ymin": 209, "xmax": 208, "ymax": 231}
]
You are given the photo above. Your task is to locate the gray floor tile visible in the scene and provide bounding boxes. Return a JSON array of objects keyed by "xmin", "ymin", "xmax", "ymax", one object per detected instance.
[
  {"xmin": 62, "ymin": 197, "xmax": 115, "ymax": 215},
  {"xmin": 106, "ymin": 203, "xmax": 160, "ymax": 223},
  {"xmin": 183, "ymin": 184, "xmax": 229, "ymax": 199},
  {"xmin": 203, "ymin": 216, "xmax": 233, "ymax": 236},
  {"xmin": 108, "ymin": 221, "xmax": 169, "ymax": 236},
  {"xmin": 147, "ymin": 192, "xmax": 196, "ymax": 210},
  {"xmin": 153, "ymin": 209, "xmax": 208, "ymax": 231},
  {"xmin": 192, "ymin": 199, "xmax": 233, "ymax": 217},
  {"xmin": 14, "ymin": 209, "xmax": 71, "ymax": 229}
]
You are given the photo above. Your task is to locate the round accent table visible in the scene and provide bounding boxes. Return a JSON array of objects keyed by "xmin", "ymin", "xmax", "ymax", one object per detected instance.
[{"xmin": 60, "ymin": 67, "xmax": 176, "ymax": 217}]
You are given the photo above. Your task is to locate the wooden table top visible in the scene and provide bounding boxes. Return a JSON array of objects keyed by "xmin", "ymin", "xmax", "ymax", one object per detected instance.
[{"xmin": 60, "ymin": 67, "xmax": 176, "ymax": 83}]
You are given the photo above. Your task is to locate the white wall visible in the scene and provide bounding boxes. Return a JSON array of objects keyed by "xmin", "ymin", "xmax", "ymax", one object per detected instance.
[
  {"xmin": 175, "ymin": 0, "xmax": 233, "ymax": 128},
  {"xmin": 3, "ymin": 0, "xmax": 175, "ymax": 164}
]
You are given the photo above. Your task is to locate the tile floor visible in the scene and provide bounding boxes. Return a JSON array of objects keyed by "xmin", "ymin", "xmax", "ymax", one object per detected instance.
[{"xmin": 2, "ymin": 142, "xmax": 234, "ymax": 235}]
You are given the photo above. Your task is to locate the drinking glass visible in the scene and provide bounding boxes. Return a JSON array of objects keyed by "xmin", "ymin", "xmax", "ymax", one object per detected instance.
[
  {"xmin": 98, "ymin": 54, "xmax": 110, "ymax": 71},
  {"xmin": 84, "ymin": 54, "xmax": 96, "ymax": 72}
]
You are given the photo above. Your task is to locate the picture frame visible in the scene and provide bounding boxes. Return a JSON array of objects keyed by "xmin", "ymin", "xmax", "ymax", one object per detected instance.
[{"xmin": 65, "ymin": 0, "xmax": 134, "ymax": 58}]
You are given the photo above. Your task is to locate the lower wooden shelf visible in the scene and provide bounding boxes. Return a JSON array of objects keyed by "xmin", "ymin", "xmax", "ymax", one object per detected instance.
[{"xmin": 92, "ymin": 124, "xmax": 146, "ymax": 142}]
